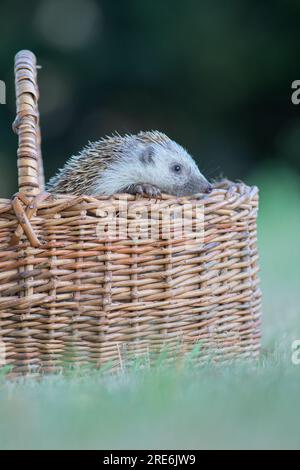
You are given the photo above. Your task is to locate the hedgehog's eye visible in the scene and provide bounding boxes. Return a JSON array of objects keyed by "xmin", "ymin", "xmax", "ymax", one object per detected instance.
[{"xmin": 172, "ymin": 164, "xmax": 182, "ymax": 173}]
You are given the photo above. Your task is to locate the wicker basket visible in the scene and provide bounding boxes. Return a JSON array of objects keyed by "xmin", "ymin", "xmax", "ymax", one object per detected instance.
[{"xmin": 0, "ymin": 50, "xmax": 261, "ymax": 374}]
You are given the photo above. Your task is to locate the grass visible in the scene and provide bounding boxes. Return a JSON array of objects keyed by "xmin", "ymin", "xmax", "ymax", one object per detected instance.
[{"xmin": 0, "ymin": 165, "xmax": 299, "ymax": 450}]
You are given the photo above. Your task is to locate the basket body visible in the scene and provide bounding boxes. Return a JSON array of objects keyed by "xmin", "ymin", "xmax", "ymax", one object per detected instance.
[{"xmin": 0, "ymin": 184, "xmax": 261, "ymax": 373}]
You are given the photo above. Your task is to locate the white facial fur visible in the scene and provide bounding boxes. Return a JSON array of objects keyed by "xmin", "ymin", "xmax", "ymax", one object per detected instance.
[{"xmin": 94, "ymin": 135, "xmax": 210, "ymax": 196}]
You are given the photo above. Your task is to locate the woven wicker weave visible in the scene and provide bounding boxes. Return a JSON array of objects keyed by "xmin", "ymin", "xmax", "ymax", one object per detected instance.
[{"xmin": 0, "ymin": 51, "xmax": 261, "ymax": 373}]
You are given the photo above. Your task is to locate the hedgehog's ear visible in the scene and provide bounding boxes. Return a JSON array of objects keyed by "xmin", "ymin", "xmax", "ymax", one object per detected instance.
[{"xmin": 139, "ymin": 145, "xmax": 155, "ymax": 165}]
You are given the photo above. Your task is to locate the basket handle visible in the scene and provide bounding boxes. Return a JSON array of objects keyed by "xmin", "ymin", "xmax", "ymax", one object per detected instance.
[{"xmin": 12, "ymin": 50, "xmax": 45, "ymax": 196}]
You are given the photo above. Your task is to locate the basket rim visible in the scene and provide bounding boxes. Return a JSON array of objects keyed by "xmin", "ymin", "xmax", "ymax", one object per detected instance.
[{"xmin": 1, "ymin": 181, "xmax": 259, "ymax": 205}]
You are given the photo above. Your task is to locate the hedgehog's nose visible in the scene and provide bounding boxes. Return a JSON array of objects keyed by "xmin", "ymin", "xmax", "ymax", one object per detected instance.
[{"xmin": 204, "ymin": 183, "xmax": 213, "ymax": 194}]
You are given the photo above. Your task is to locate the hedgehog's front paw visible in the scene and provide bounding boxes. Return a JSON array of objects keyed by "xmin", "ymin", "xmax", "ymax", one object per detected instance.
[{"xmin": 126, "ymin": 183, "xmax": 162, "ymax": 199}]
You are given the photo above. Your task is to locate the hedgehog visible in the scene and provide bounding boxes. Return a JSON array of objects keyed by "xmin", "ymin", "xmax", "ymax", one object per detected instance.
[{"xmin": 46, "ymin": 131, "xmax": 212, "ymax": 198}]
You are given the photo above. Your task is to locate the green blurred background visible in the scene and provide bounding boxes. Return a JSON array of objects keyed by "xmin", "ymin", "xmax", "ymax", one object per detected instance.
[
  {"xmin": 0, "ymin": 0, "xmax": 300, "ymax": 450},
  {"xmin": 0, "ymin": 0, "xmax": 300, "ymax": 194}
]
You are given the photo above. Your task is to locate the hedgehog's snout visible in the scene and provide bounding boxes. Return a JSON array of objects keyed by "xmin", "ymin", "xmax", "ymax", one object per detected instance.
[
  {"xmin": 193, "ymin": 175, "xmax": 212, "ymax": 195},
  {"xmin": 204, "ymin": 182, "xmax": 213, "ymax": 194}
]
